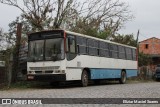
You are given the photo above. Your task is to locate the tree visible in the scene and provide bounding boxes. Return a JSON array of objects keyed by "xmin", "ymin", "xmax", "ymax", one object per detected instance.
[
  {"xmin": 67, "ymin": 0, "xmax": 133, "ymax": 38},
  {"xmin": 6, "ymin": 16, "xmax": 31, "ymax": 46},
  {"xmin": 0, "ymin": 28, "xmax": 3, "ymax": 49},
  {"xmin": 0, "ymin": 28, "xmax": 2, "ymax": 35},
  {"xmin": 0, "ymin": 0, "xmax": 133, "ymax": 37},
  {"xmin": 0, "ymin": 0, "xmax": 77, "ymax": 31},
  {"xmin": 0, "ymin": 28, "xmax": 13, "ymax": 86},
  {"xmin": 138, "ymin": 52, "xmax": 152, "ymax": 67},
  {"xmin": 0, "ymin": 18, "xmax": 28, "ymax": 49},
  {"xmin": 111, "ymin": 34, "xmax": 137, "ymax": 47},
  {"xmin": 0, "ymin": 28, "xmax": 8, "ymax": 50}
]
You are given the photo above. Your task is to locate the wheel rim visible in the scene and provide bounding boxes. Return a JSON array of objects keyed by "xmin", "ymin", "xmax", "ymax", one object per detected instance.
[
  {"xmin": 83, "ymin": 74, "xmax": 87, "ymax": 84},
  {"xmin": 122, "ymin": 72, "xmax": 126, "ymax": 83},
  {"xmin": 82, "ymin": 71, "xmax": 88, "ymax": 86}
]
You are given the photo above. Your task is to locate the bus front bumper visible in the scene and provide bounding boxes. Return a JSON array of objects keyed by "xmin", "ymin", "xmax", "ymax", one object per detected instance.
[{"xmin": 27, "ymin": 74, "xmax": 66, "ymax": 82}]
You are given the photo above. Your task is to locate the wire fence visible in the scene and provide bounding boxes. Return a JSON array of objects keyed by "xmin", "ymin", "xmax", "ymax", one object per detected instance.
[{"xmin": 138, "ymin": 65, "xmax": 156, "ymax": 80}]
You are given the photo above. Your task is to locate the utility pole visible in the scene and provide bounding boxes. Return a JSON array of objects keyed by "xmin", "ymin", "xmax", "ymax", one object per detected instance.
[
  {"xmin": 136, "ymin": 29, "xmax": 140, "ymax": 47},
  {"xmin": 136, "ymin": 29, "xmax": 140, "ymax": 74},
  {"xmin": 12, "ymin": 23, "xmax": 22, "ymax": 83}
]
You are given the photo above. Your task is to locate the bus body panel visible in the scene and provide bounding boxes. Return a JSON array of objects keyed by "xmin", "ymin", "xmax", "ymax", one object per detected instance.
[
  {"xmin": 90, "ymin": 69, "xmax": 137, "ymax": 79},
  {"xmin": 27, "ymin": 60, "xmax": 67, "ymax": 81},
  {"xmin": 126, "ymin": 69, "xmax": 137, "ymax": 78},
  {"xmin": 65, "ymin": 55, "xmax": 137, "ymax": 80},
  {"xmin": 71, "ymin": 55, "xmax": 137, "ymax": 69},
  {"xmin": 90, "ymin": 69, "xmax": 121, "ymax": 79},
  {"xmin": 65, "ymin": 68, "xmax": 82, "ymax": 80},
  {"xmin": 27, "ymin": 60, "xmax": 66, "ymax": 72}
]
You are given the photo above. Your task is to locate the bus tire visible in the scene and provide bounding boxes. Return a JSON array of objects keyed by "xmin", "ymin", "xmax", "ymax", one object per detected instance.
[
  {"xmin": 81, "ymin": 70, "xmax": 89, "ymax": 87},
  {"xmin": 119, "ymin": 71, "xmax": 126, "ymax": 84}
]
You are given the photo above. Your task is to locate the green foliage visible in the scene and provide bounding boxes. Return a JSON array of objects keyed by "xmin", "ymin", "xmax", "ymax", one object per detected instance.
[
  {"xmin": 138, "ymin": 52, "xmax": 152, "ymax": 67},
  {"xmin": 111, "ymin": 34, "xmax": 137, "ymax": 47},
  {"xmin": 9, "ymin": 81, "xmax": 32, "ymax": 89},
  {"xmin": 70, "ymin": 18, "xmax": 112, "ymax": 39},
  {"xmin": 0, "ymin": 28, "xmax": 3, "ymax": 50},
  {"xmin": 72, "ymin": 27, "xmax": 110, "ymax": 40},
  {"xmin": 97, "ymin": 30, "xmax": 111, "ymax": 39},
  {"xmin": 4, "ymin": 16, "xmax": 31, "ymax": 46}
]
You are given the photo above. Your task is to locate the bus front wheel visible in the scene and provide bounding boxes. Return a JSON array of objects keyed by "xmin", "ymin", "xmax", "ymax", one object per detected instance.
[
  {"xmin": 119, "ymin": 71, "xmax": 126, "ymax": 84},
  {"xmin": 81, "ymin": 70, "xmax": 89, "ymax": 87}
]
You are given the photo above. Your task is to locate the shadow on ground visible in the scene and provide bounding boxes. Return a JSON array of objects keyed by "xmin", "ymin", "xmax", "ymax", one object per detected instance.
[
  {"xmin": 7, "ymin": 80, "xmax": 123, "ymax": 90},
  {"xmin": 3, "ymin": 79, "xmax": 156, "ymax": 90}
]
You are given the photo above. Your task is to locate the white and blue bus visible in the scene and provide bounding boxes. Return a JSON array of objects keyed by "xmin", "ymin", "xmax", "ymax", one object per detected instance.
[{"xmin": 27, "ymin": 30, "xmax": 137, "ymax": 87}]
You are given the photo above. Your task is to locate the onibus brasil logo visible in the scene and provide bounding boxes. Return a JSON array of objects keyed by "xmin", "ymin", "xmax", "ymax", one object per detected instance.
[{"xmin": 1, "ymin": 99, "xmax": 42, "ymax": 104}]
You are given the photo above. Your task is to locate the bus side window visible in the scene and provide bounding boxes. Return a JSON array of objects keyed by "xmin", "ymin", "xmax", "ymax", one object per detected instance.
[
  {"xmin": 87, "ymin": 39, "xmax": 99, "ymax": 56},
  {"xmin": 119, "ymin": 46, "xmax": 126, "ymax": 59},
  {"xmin": 109, "ymin": 44, "xmax": 114, "ymax": 58},
  {"xmin": 76, "ymin": 37, "xmax": 87, "ymax": 55},
  {"xmin": 67, "ymin": 35, "xmax": 77, "ymax": 60},
  {"xmin": 126, "ymin": 47, "xmax": 132, "ymax": 60},
  {"xmin": 114, "ymin": 45, "xmax": 118, "ymax": 58},
  {"xmin": 68, "ymin": 36, "xmax": 76, "ymax": 53},
  {"xmin": 99, "ymin": 42, "xmax": 109, "ymax": 57},
  {"xmin": 132, "ymin": 49, "xmax": 136, "ymax": 61}
]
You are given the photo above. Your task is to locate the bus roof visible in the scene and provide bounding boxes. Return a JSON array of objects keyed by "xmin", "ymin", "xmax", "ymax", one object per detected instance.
[
  {"xmin": 65, "ymin": 30, "xmax": 136, "ymax": 49},
  {"xmin": 28, "ymin": 29, "xmax": 136, "ymax": 49}
]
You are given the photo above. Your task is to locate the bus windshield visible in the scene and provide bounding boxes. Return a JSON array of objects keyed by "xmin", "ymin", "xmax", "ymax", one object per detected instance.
[
  {"xmin": 29, "ymin": 40, "xmax": 44, "ymax": 61},
  {"xmin": 28, "ymin": 38, "xmax": 64, "ymax": 61},
  {"xmin": 45, "ymin": 38, "xmax": 64, "ymax": 60}
]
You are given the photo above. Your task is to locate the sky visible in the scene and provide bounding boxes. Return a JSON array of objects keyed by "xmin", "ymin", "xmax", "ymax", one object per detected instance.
[
  {"xmin": 0, "ymin": 0, "xmax": 160, "ymax": 41},
  {"xmin": 119, "ymin": 0, "xmax": 160, "ymax": 41}
]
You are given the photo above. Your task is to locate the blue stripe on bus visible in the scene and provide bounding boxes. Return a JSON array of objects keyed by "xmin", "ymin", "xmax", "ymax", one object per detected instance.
[
  {"xmin": 90, "ymin": 68, "xmax": 137, "ymax": 79},
  {"xmin": 126, "ymin": 69, "xmax": 138, "ymax": 78}
]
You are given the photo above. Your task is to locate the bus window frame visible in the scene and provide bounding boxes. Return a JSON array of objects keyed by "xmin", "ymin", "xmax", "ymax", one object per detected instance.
[{"xmin": 66, "ymin": 34, "xmax": 77, "ymax": 61}]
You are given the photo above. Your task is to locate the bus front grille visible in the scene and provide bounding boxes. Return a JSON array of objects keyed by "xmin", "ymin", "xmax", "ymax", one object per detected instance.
[
  {"xmin": 35, "ymin": 71, "xmax": 53, "ymax": 74},
  {"xmin": 35, "ymin": 71, "xmax": 42, "ymax": 74},
  {"xmin": 45, "ymin": 71, "xmax": 53, "ymax": 73},
  {"xmin": 30, "ymin": 66, "xmax": 59, "ymax": 71}
]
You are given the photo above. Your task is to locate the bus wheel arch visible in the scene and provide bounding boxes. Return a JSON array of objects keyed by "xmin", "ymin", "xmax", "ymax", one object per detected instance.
[
  {"xmin": 119, "ymin": 69, "xmax": 127, "ymax": 84},
  {"xmin": 81, "ymin": 68, "xmax": 90, "ymax": 87}
]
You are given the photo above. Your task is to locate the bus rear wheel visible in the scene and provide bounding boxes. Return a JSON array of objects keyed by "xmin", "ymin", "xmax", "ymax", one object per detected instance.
[
  {"xmin": 81, "ymin": 70, "xmax": 89, "ymax": 87},
  {"xmin": 119, "ymin": 71, "xmax": 126, "ymax": 84}
]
